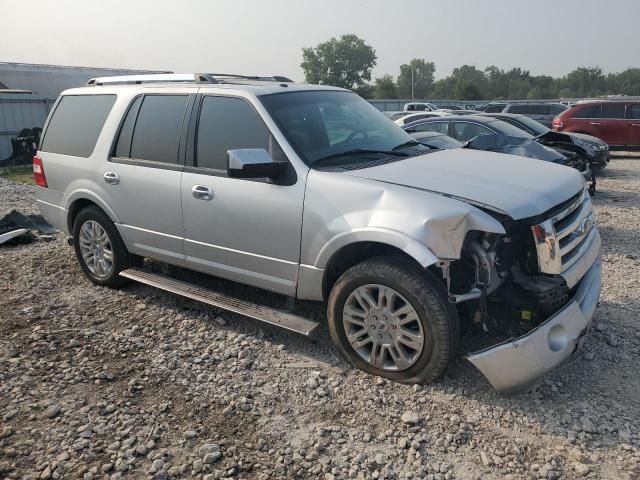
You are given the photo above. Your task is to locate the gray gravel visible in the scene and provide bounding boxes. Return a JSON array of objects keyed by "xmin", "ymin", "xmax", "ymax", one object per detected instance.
[{"xmin": 1, "ymin": 155, "xmax": 639, "ymax": 479}]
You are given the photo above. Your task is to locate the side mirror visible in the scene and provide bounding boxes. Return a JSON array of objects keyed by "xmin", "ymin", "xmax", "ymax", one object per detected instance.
[{"xmin": 227, "ymin": 148, "xmax": 288, "ymax": 179}]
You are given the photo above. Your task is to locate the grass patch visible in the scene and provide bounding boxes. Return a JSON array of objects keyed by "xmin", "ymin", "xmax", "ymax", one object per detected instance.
[{"xmin": 0, "ymin": 165, "xmax": 34, "ymax": 185}]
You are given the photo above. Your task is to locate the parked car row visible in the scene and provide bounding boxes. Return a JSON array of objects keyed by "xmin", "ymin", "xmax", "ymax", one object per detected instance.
[{"xmin": 34, "ymin": 75, "xmax": 602, "ymax": 393}]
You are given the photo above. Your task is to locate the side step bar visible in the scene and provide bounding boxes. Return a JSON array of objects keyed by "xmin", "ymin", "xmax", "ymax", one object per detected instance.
[{"xmin": 120, "ymin": 268, "xmax": 320, "ymax": 337}]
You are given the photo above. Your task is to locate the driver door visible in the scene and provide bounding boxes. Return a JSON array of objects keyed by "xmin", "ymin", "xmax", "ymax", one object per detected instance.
[{"xmin": 181, "ymin": 94, "xmax": 305, "ymax": 296}]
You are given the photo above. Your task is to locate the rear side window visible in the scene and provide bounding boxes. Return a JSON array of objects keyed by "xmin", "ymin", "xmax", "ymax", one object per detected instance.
[
  {"xmin": 128, "ymin": 95, "xmax": 189, "ymax": 163},
  {"xmin": 573, "ymin": 105, "xmax": 601, "ymax": 118},
  {"xmin": 196, "ymin": 96, "xmax": 270, "ymax": 170},
  {"xmin": 40, "ymin": 94, "xmax": 116, "ymax": 157},
  {"xmin": 549, "ymin": 104, "xmax": 567, "ymax": 115},
  {"xmin": 628, "ymin": 104, "xmax": 640, "ymax": 119},
  {"xmin": 452, "ymin": 122, "xmax": 493, "ymax": 142},
  {"xmin": 413, "ymin": 121, "xmax": 448, "ymax": 134},
  {"xmin": 600, "ymin": 103, "xmax": 626, "ymax": 118}
]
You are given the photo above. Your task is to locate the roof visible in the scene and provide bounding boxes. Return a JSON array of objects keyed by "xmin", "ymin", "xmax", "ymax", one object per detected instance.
[{"xmin": 64, "ymin": 81, "xmax": 347, "ymax": 96}]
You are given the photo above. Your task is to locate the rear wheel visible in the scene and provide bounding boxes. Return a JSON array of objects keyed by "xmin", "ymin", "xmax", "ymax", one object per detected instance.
[
  {"xmin": 327, "ymin": 256, "xmax": 459, "ymax": 384},
  {"xmin": 73, "ymin": 206, "xmax": 140, "ymax": 288}
]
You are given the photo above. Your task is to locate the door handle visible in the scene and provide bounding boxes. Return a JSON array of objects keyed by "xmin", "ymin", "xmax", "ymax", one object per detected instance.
[
  {"xmin": 192, "ymin": 185, "xmax": 213, "ymax": 200},
  {"xmin": 103, "ymin": 171, "xmax": 120, "ymax": 185},
  {"xmin": 589, "ymin": 122, "xmax": 601, "ymax": 125}
]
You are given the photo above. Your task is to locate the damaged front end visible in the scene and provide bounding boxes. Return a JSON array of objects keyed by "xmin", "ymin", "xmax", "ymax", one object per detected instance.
[{"xmin": 440, "ymin": 188, "xmax": 602, "ymax": 393}]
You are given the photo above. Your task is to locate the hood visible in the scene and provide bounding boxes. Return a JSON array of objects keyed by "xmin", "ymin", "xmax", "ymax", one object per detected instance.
[
  {"xmin": 565, "ymin": 132, "xmax": 607, "ymax": 146},
  {"xmin": 342, "ymin": 149, "xmax": 584, "ymax": 220},
  {"xmin": 465, "ymin": 134, "xmax": 565, "ymax": 163}
]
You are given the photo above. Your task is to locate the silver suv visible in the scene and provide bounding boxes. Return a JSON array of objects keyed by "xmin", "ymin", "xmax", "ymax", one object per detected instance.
[{"xmin": 34, "ymin": 73, "xmax": 601, "ymax": 392}]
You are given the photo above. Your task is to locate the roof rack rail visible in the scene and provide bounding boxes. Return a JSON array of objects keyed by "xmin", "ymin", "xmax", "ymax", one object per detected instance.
[{"xmin": 86, "ymin": 73, "xmax": 294, "ymax": 86}]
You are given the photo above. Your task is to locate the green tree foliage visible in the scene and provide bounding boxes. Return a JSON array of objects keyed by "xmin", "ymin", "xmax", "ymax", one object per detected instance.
[
  {"xmin": 396, "ymin": 59, "xmax": 436, "ymax": 98},
  {"xmin": 373, "ymin": 75, "xmax": 398, "ymax": 99},
  {"xmin": 301, "ymin": 34, "xmax": 377, "ymax": 89},
  {"xmin": 300, "ymin": 38, "xmax": 640, "ymax": 99}
]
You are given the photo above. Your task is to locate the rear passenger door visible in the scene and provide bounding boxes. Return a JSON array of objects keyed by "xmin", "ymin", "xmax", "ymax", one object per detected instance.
[
  {"xmin": 627, "ymin": 103, "xmax": 640, "ymax": 146},
  {"xmin": 180, "ymin": 94, "xmax": 305, "ymax": 296},
  {"xmin": 105, "ymin": 91, "xmax": 194, "ymax": 264},
  {"xmin": 598, "ymin": 103, "xmax": 628, "ymax": 146}
]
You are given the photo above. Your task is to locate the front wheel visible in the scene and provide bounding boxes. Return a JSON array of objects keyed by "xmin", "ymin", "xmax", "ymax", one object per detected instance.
[{"xmin": 327, "ymin": 257, "xmax": 459, "ymax": 384}]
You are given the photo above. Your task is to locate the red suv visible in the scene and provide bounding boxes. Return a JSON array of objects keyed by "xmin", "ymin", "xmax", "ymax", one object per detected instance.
[{"xmin": 552, "ymin": 100, "xmax": 640, "ymax": 147}]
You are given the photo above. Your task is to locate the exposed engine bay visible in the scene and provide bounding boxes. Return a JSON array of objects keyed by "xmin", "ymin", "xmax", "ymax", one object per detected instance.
[{"xmin": 440, "ymin": 221, "xmax": 571, "ymax": 343}]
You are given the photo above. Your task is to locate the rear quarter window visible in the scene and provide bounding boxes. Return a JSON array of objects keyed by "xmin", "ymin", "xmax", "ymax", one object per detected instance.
[
  {"xmin": 572, "ymin": 104, "xmax": 601, "ymax": 119},
  {"xmin": 40, "ymin": 94, "xmax": 116, "ymax": 157}
]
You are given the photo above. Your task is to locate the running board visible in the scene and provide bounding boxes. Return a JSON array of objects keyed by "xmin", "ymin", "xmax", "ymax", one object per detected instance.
[{"xmin": 120, "ymin": 268, "xmax": 320, "ymax": 337}]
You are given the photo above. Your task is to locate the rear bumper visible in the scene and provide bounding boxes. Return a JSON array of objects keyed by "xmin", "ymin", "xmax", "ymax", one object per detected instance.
[
  {"xmin": 35, "ymin": 187, "xmax": 68, "ymax": 234},
  {"xmin": 467, "ymin": 254, "xmax": 601, "ymax": 394}
]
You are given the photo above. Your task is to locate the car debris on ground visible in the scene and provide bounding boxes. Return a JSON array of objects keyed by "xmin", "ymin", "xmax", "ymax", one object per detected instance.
[{"xmin": 0, "ymin": 210, "xmax": 55, "ymax": 246}]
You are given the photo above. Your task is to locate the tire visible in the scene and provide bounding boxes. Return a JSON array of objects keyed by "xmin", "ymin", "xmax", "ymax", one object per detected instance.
[
  {"xmin": 327, "ymin": 256, "xmax": 459, "ymax": 385},
  {"xmin": 72, "ymin": 206, "xmax": 140, "ymax": 288}
]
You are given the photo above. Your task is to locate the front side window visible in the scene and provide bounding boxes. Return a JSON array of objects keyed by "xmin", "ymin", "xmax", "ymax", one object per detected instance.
[
  {"xmin": 452, "ymin": 122, "xmax": 493, "ymax": 142},
  {"xmin": 196, "ymin": 96, "xmax": 271, "ymax": 170},
  {"xmin": 260, "ymin": 91, "xmax": 414, "ymax": 166},
  {"xmin": 600, "ymin": 103, "xmax": 626, "ymax": 119},
  {"xmin": 118, "ymin": 95, "xmax": 189, "ymax": 164},
  {"xmin": 507, "ymin": 104, "xmax": 530, "ymax": 114},
  {"xmin": 41, "ymin": 94, "xmax": 116, "ymax": 157},
  {"xmin": 549, "ymin": 104, "xmax": 567, "ymax": 115},
  {"xmin": 573, "ymin": 104, "xmax": 601, "ymax": 118}
]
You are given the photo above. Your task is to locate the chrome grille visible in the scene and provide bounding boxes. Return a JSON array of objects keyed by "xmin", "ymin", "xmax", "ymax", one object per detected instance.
[{"xmin": 532, "ymin": 188, "xmax": 598, "ymax": 288}]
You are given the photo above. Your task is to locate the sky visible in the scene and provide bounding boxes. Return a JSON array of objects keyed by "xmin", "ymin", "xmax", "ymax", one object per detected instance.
[{"xmin": 1, "ymin": 0, "xmax": 639, "ymax": 82}]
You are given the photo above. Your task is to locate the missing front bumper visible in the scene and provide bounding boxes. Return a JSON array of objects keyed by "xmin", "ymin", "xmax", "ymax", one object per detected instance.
[{"xmin": 467, "ymin": 256, "xmax": 602, "ymax": 394}]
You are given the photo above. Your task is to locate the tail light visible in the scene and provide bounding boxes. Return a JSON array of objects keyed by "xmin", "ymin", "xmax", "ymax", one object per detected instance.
[
  {"xmin": 552, "ymin": 117, "xmax": 564, "ymax": 130},
  {"xmin": 33, "ymin": 155, "xmax": 48, "ymax": 187}
]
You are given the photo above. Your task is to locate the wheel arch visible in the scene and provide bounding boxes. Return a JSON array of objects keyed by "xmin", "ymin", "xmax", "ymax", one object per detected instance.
[
  {"xmin": 320, "ymin": 238, "xmax": 440, "ymax": 300},
  {"xmin": 65, "ymin": 191, "xmax": 119, "ymax": 233}
]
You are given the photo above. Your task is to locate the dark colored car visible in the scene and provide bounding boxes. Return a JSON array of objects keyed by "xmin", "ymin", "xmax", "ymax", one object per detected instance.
[
  {"xmin": 480, "ymin": 102, "xmax": 568, "ymax": 127},
  {"xmin": 436, "ymin": 104, "xmax": 464, "ymax": 110},
  {"xmin": 409, "ymin": 130, "xmax": 570, "ymax": 165},
  {"xmin": 552, "ymin": 100, "xmax": 640, "ymax": 148},
  {"xmin": 408, "ymin": 131, "xmax": 463, "ymax": 149},
  {"xmin": 481, "ymin": 113, "xmax": 610, "ymax": 171},
  {"xmin": 403, "ymin": 115, "xmax": 592, "ymax": 181}
]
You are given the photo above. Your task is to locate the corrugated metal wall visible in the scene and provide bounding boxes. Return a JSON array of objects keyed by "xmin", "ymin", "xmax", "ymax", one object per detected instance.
[{"xmin": 0, "ymin": 95, "xmax": 54, "ymax": 160}]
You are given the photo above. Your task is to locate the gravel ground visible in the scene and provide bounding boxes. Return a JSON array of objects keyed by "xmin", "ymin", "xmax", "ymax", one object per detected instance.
[{"xmin": 1, "ymin": 155, "xmax": 639, "ymax": 480}]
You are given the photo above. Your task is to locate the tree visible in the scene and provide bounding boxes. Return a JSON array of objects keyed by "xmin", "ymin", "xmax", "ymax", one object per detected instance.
[
  {"xmin": 396, "ymin": 59, "xmax": 436, "ymax": 99},
  {"xmin": 301, "ymin": 34, "xmax": 377, "ymax": 89},
  {"xmin": 373, "ymin": 75, "xmax": 398, "ymax": 99},
  {"xmin": 559, "ymin": 67, "xmax": 606, "ymax": 97}
]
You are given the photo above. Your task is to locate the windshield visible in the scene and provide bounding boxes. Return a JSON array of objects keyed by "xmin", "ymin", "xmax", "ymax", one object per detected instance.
[
  {"xmin": 486, "ymin": 119, "xmax": 534, "ymax": 139},
  {"xmin": 513, "ymin": 115, "xmax": 550, "ymax": 136},
  {"xmin": 260, "ymin": 90, "xmax": 416, "ymax": 166}
]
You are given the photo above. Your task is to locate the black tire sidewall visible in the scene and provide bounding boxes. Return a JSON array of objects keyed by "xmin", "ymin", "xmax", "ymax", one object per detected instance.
[
  {"xmin": 72, "ymin": 206, "xmax": 129, "ymax": 287},
  {"xmin": 328, "ymin": 258, "xmax": 454, "ymax": 384}
]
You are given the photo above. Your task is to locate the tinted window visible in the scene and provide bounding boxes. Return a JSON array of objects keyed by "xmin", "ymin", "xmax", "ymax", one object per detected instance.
[
  {"xmin": 130, "ymin": 95, "xmax": 188, "ymax": 163},
  {"xmin": 41, "ymin": 94, "xmax": 116, "ymax": 157},
  {"xmin": 114, "ymin": 96, "xmax": 142, "ymax": 158},
  {"xmin": 573, "ymin": 105, "xmax": 601, "ymax": 118},
  {"xmin": 628, "ymin": 104, "xmax": 640, "ymax": 119},
  {"xmin": 412, "ymin": 133, "xmax": 462, "ymax": 149},
  {"xmin": 600, "ymin": 103, "xmax": 626, "ymax": 118},
  {"xmin": 196, "ymin": 96, "xmax": 270, "ymax": 170},
  {"xmin": 549, "ymin": 104, "xmax": 567, "ymax": 115},
  {"xmin": 486, "ymin": 120, "xmax": 533, "ymax": 138},
  {"xmin": 452, "ymin": 122, "xmax": 493, "ymax": 142},
  {"xmin": 406, "ymin": 104, "xmax": 415, "ymax": 111}
]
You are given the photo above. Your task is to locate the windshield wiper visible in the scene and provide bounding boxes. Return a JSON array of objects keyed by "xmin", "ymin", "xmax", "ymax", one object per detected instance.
[{"xmin": 313, "ymin": 148, "xmax": 409, "ymax": 166}]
